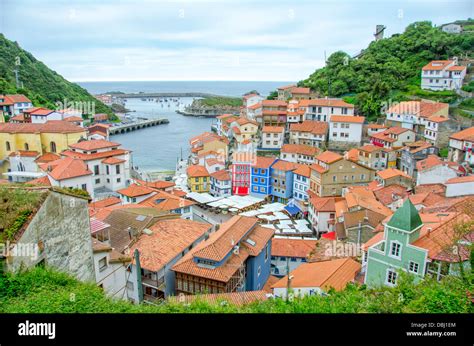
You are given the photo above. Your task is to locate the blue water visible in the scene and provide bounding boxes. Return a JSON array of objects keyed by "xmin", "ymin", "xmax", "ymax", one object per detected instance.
[
  {"xmin": 79, "ymin": 81, "xmax": 291, "ymax": 171},
  {"xmin": 78, "ymin": 81, "xmax": 291, "ymax": 97}
]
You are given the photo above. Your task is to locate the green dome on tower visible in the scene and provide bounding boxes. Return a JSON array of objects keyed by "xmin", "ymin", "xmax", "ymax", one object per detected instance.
[{"xmin": 387, "ymin": 199, "xmax": 422, "ymax": 232}]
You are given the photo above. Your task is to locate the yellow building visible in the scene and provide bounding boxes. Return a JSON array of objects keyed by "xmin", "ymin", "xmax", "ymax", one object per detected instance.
[
  {"xmin": 0, "ymin": 121, "xmax": 86, "ymax": 173},
  {"xmin": 186, "ymin": 165, "xmax": 210, "ymax": 192}
]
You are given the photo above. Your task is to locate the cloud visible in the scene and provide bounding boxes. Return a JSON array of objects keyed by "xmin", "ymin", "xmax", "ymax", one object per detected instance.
[{"xmin": 1, "ymin": 0, "xmax": 471, "ymax": 81}]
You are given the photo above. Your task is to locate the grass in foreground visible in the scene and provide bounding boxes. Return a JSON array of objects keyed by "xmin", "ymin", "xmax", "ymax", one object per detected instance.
[{"xmin": 0, "ymin": 267, "xmax": 472, "ymax": 313}]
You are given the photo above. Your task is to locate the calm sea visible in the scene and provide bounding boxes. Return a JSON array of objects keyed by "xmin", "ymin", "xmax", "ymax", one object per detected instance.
[{"xmin": 78, "ymin": 81, "xmax": 291, "ymax": 172}]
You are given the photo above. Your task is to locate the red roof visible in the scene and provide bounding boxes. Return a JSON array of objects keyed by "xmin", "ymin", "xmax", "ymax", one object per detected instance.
[
  {"xmin": 187, "ymin": 165, "xmax": 210, "ymax": 178},
  {"xmin": 330, "ymin": 115, "xmax": 365, "ymax": 124},
  {"xmin": 316, "ymin": 151, "xmax": 343, "ymax": 164},
  {"xmin": 101, "ymin": 157, "xmax": 125, "ymax": 165},
  {"xmin": 262, "ymin": 126, "xmax": 285, "ymax": 133},
  {"xmin": 445, "ymin": 175, "xmax": 474, "ymax": 184},
  {"xmin": 271, "ymin": 238, "xmax": 317, "ymax": 258},
  {"xmin": 0, "ymin": 94, "xmax": 31, "ymax": 105},
  {"xmin": 210, "ymin": 169, "xmax": 231, "ymax": 181},
  {"xmin": 290, "ymin": 120, "xmax": 328, "ymax": 135},
  {"xmin": 272, "ymin": 160, "xmax": 299, "ymax": 172},
  {"xmin": 117, "ymin": 184, "xmax": 155, "ymax": 198},
  {"xmin": 0, "ymin": 121, "xmax": 85, "ymax": 134},
  {"xmin": 69, "ymin": 139, "xmax": 120, "ymax": 151},
  {"xmin": 253, "ymin": 156, "xmax": 276, "ymax": 169},
  {"xmin": 42, "ymin": 157, "xmax": 93, "ymax": 181},
  {"xmin": 8, "ymin": 150, "xmax": 38, "ymax": 158}
]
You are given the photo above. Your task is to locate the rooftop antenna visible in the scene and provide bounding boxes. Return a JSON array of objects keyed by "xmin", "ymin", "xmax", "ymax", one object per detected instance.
[{"xmin": 374, "ymin": 25, "xmax": 386, "ymax": 41}]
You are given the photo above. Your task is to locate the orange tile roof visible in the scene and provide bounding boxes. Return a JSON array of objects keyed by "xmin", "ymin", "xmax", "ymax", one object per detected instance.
[
  {"xmin": 272, "ymin": 258, "xmax": 361, "ymax": 291},
  {"xmin": 69, "ymin": 139, "xmax": 120, "ymax": 151},
  {"xmin": 330, "ymin": 115, "xmax": 365, "ymax": 124},
  {"xmin": 272, "ymin": 160, "xmax": 299, "ymax": 171},
  {"xmin": 10, "ymin": 114, "xmax": 26, "ymax": 122},
  {"xmin": 130, "ymin": 219, "xmax": 211, "ymax": 272},
  {"xmin": 367, "ymin": 124, "xmax": 387, "ymax": 129},
  {"xmin": 373, "ymin": 185, "xmax": 409, "ymax": 206},
  {"xmin": 173, "ymin": 217, "xmax": 274, "ymax": 282},
  {"xmin": 23, "ymin": 107, "xmax": 54, "ymax": 116},
  {"xmin": 64, "ymin": 116, "xmax": 83, "ymax": 122},
  {"xmin": 271, "ymin": 238, "xmax": 317, "ymax": 258},
  {"xmin": 216, "ymin": 113, "xmax": 236, "ymax": 120},
  {"xmin": 450, "ymin": 126, "xmax": 474, "ymax": 141},
  {"xmin": 210, "ymin": 169, "xmax": 231, "ymax": 181},
  {"xmin": 289, "ymin": 87, "xmax": 311, "ymax": 94},
  {"xmin": 427, "ymin": 115, "xmax": 449, "ymax": 123},
  {"xmin": 290, "ymin": 120, "xmax": 328, "ymax": 135},
  {"xmin": 262, "ymin": 126, "xmax": 285, "ymax": 133},
  {"xmin": 293, "ymin": 164, "xmax": 311, "ymax": 178},
  {"xmin": 0, "ymin": 94, "xmax": 31, "ymax": 104},
  {"xmin": 377, "ymin": 168, "xmax": 412, "ymax": 180},
  {"xmin": 117, "ymin": 184, "xmax": 155, "ymax": 198},
  {"xmin": 27, "ymin": 175, "xmax": 51, "ymax": 186},
  {"xmin": 8, "ymin": 150, "xmax": 38, "ymax": 157},
  {"xmin": 187, "ymin": 165, "xmax": 210, "ymax": 178},
  {"xmin": 422, "ymin": 60, "xmax": 453, "ymax": 71},
  {"xmin": 309, "ymin": 163, "xmax": 328, "ymax": 174},
  {"xmin": 445, "ymin": 175, "xmax": 474, "ymax": 184},
  {"xmin": 89, "ymin": 197, "xmax": 122, "ymax": 209},
  {"xmin": 310, "ymin": 196, "xmax": 337, "ymax": 212},
  {"xmin": 358, "ymin": 144, "xmax": 382, "ymax": 153},
  {"xmin": 0, "ymin": 120, "xmax": 85, "ymax": 134},
  {"xmin": 416, "ymin": 155, "xmax": 458, "ymax": 172},
  {"xmin": 261, "ymin": 100, "xmax": 288, "ymax": 107},
  {"xmin": 345, "ymin": 148, "xmax": 359, "ymax": 162},
  {"xmin": 387, "ymin": 101, "xmax": 449, "ymax": 118},
  {"xmin": 299, "ymin": 98, "xmax": 354, "ymax": 108},
  {"xmin": 281, "ymin": 144, "xmax": 319, "ymax": 157},
  {"xmin": 315, "ymin": 151, "xmax": 343, "ymax": 164},
  {"xmin": 140, "ymin": 189, "xmax": 195, "ymax": 211},
  {"xmin": 252, "ymin": 156, "xmax": 276, "ymax": 169},
  {"xmin": 61, "ymin": 149, "xmax": 129, "ymax": 161},
  {"xmin": 42, "ymin": 157, "xmax": 93, "ymax": 181},
  {"xmin": 236, "ymin": 117, "xmax": 258, "ymax": 126},
  {"xmin": 102, "ymin": 157, "xmax": 125, "ymax": 165}
]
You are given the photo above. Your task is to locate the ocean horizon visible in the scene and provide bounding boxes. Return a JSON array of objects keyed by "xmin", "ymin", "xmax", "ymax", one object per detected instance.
[{"xmin": 78, "ymin": 80, "xmax": 294, "ymax": 97}]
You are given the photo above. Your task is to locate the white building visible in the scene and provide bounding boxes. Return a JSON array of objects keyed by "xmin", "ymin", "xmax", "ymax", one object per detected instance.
[
  {"xmin": 308, "ymin": 196, "xmax": 336, "ymax": 235},
  {"xmin": 329, "ymin": 115, "xmax": 365, "ymax": 144},
  {"xmin": 292, "ymin": 165, "xmax": 311, "ymax": 213},
  {"xmin": 384, "ymin": 101, "xmax": 449, "ymax": 132},
  {"xmin": 441, "ymin": 23, "xmax": 462, "ymax": 34},
  {"xmin": 209, "ymin": 169, "xmax": 232, "ymax": 197},
  {"xmin": 92, "ymin": 238, "xmax": 130, "ymax": 300},
  {"xmin": 261, "ymin": 126, "xmax": 285, "ymax": 150},
  {"xmin": 421, "ymin": 60, "xmax": 467, "ymax": 91},
  {"xmin": 445, "ymin": 175, "xmax": 474, "ymax": 197},
  {"xmin": 416, "ymin": 155, "xmax": 462, "ymax": 186},
  {"xmin": 0, "ymin": 94, "xmax": 32, "ymax": 116},
  {"xmin": 270, "ymin": 238, "xmax": 317, "ymax": 277},
  {"xmin": 448, "ymin": 127, "xmax": 474, "ymax": 166},
  {"xmin": 243, "ymin": 93, "xmax": 264, "ymax": 116},
  {"xmin": 299, "ymin": 98, "xmax": 354, "ymax": 122},
  {"xmin": 5, "ymin": 150, "xmax": 43, "ymax": 183},
  {"xmin": 117, "ymin": 184, "xmax": 156, "ymax": 204},
  {"xmin": 280, "ymin": 144, "xmax": 318, "ymax": 165},
  {"xmin": 271, "ymin": 258, "xmax": 361, "ymax": 298},
  {"xmin": 289, "ymin": 121, "xmax": 328, "ymax": 148},
  {"xmin": 62, "ymin": 139, "xmax": 131, "ymax": 195}
]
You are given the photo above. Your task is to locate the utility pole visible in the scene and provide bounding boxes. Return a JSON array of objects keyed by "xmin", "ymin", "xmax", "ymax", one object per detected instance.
[
  {"xmin": 286, "ymin": 257, "xmax": 292, "ymax": 301},
  {"xmin": 134, "ymin": 249, "xmax": 144, "ymax": 303}
]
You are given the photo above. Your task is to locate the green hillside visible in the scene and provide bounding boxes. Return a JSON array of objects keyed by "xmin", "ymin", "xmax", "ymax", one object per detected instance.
[
  {"xmin": 299, "ymin": 21, "xmax": 474, "ymax": 119},
  {"xmin": 0, "ymin": 34, "xmax": 114, "ymax": 119},
  {"xmin": 0, "ymin": 267, "xmax": 471, "ymax": 313}
]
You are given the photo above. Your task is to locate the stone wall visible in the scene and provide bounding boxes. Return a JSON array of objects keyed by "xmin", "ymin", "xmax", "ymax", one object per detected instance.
[{"xmin": 7, "ymin": 191, "xmax": 95, "ymax": 282}]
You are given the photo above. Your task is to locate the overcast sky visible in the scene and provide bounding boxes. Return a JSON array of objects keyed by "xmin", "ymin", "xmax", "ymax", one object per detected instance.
[{"xmin": 0, "ymin": 0, "xmax": 471, "ymax": 82}]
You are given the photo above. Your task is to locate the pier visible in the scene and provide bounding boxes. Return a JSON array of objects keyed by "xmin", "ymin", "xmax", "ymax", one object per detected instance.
[
  {"xmin": 113, "ymin": 92, "xmax": 227, "ymax": 99},
  {"xmin": 109, "ymin": 118, "xmax": 169, "ymax": 135}
]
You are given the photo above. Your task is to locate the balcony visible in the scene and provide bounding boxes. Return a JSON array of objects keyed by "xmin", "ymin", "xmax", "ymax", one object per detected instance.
[{"xmin": 142, "ymin": 276, "xmax": 165, "ymax": 289}]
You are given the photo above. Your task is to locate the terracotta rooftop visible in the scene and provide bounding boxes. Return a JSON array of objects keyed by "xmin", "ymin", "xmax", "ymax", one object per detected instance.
[
  {"xmin": 445, "ymin": 175, "xmax": 474, "ymax": 184},
  {"xmin": 252, "ymin": 156, "xmax": 276, "ymax": 169},
  {"xmin": 187, "ymin": 165, "xmax": 210, "ymax": 178},
  {"xmin": 89, "ymin": 196, "xmax": 122, "ymax": 209},
  {"xmin": 330, "ymin": 115, "xmax": 365, "ymax": 124},
  {"xmin": 0, "ymin": 94, "xmax": 31, "ymax": 105},
  {"xmin": 373, "ymin": 185, "xmax": 409, "ymax": 206},
  {"xmin": 69, "ymin": 139, "xmax": 120, "ymax": 151},
  {"xmin": 130, "ymin": 219, "xmax": 211, "ymax": 272},
  {"xmin": 117, "ymin": 184, "xmax": 155, "ymax": 198},
  {"xmin": 210, "ymin": 169, "xmax": 231, "ymax": 181},
  {"xmin": 416, "ymin": 155, "xmax": 459, "ymax": 172},
  {"xmin": 102, "ymin": 157, "xmax": 126, "ymax": 165},
  {"xmin": 450, "ymin": 126, "xmax": 474, "ymax": 141},
  {"xmin": 271, "ymin": 160, "xmax": 299, "ymax": 172},
  {"xmin": 8, "ymin": 150, "xmax": 38, "ymax": 158},
  {"xmin": 315, "ymin": 151, "xmax": 343, "ymax": 164},
  {"xmin": 281, "ymin": 144, "xmax": 320, "ymax": 157},
  {"xmin": 422, "ymin": 60, "xmax": 453, "ymax": 71},
  {"xmin": 293, "ymin": 164, "xmax": 311, "ymax": 178},
  {"xmin": 41, "ymin": 157, "xmax": 92, "ymax": 181},
  {"xmin": 271, "ymin": 258, "xmax": 361, "ymax": 291},
  {"xmin": 262, "ymin": 126, "xmax": 285, "ymax": 133},
  {"xmin": 290, "ymin": 120, "xmax": 328, "ymax": 135},
  {"xmin": 0, "ymin": 120, "xmax": 86, "ymax": 134},
  {"xmin": 271, "ymin": 238, "xmax": 317, "ymax": 258},
  {"xmin": 377, "ymin": 168, "xmax": 412, "ymax": 180},
  {"xmin": 61, "ymin": 148, "xmax": 129, "ymax": 162}
]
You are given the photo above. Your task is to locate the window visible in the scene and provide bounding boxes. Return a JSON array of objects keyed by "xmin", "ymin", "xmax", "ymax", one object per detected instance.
[
  {"xmin": 117, "ymin": 178, "xmax": 121, "ymax": 183},
  {"xmin": 116, "ymin": 165, "xmax": 120, "ymax": 174},
  {"xmin": 98, "ymin": 257, "xmax": 107, "ymax": 271},
  {"xmin": 50, "ymin": 141, "xmax": 57, "ymax": 153},
  {"xmin": 81, "ymin": 184, "xmax": 87, "ymax": 191},
  {"xmin": 264, "ymin": 244, "xmax": 269, "ymax": 262},
  {"xmin": 409, "ymin": 261, "xmax": 419, "ymax": 274},
  {"xmin": 386, "ymin": 269, "xmax": 397, "ymax": 286},
  {"xmin": 24, "ymin": 143, "xmax": 29, "ymax": 151},
  {"xmin": 332, "ymin": 175, "xmax": 337, "ymax": 182},
  {"xmin": 390, "ymin": 241, "xmax": 401, "ymax": 258},
  {"xmin": 257, "ymin": 266, "xmax": 261, "ymax": 277},
  {"xmin": 94, "ymin": 165, "xmax": 99, "ymax": 175},
  {"xmin": 106, "ymin": 166, "xmax": 110, "ymax": 174},
  {"xmin": 6, "ymin": 141, "xmax": 11, "ymax": 151},
  {"xmin": 95, "ymin": 178, "xmax": 100, "ymax": 184}
]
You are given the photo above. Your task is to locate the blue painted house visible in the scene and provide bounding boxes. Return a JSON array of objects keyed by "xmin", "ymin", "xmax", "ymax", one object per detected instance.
[
  {"xmin": 270, "ymin": 159, "xmax": 299, "ymax": 204},
  {"xmin": 172, "ymin": 215, "xmax": 274, "ymax": 294},
  {"xmin": 250, "ymin": 156, "xmax": 277, "ymax": 198}
]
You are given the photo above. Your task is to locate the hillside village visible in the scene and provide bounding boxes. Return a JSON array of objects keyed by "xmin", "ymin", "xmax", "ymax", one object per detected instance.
[{"xmin": 1, "ymin": 51, "xmax": 473, "ymax": 306}]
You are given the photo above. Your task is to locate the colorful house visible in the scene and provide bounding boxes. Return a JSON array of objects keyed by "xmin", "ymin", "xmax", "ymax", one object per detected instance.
[
  {"xmin": 250, "ymin": 156, "xmax": 277, "ymax": 198},
  {"xmin": 271, "ymin": 160, "xmax": 299, "ymax": 203},
  {"xmin": 187, "ymin": 165, "xmax": 210, "ymax": 193},
  {"xmin": 364, "ymin": 199, "xmax": 472, "ymax": 287},
  {"xmin": 172, "ymin": 216, "xmax": 274, "ymax": 294},
  {"xmin": 210, "ymin": 169, "xmax": 232, "ymax": 197}
]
